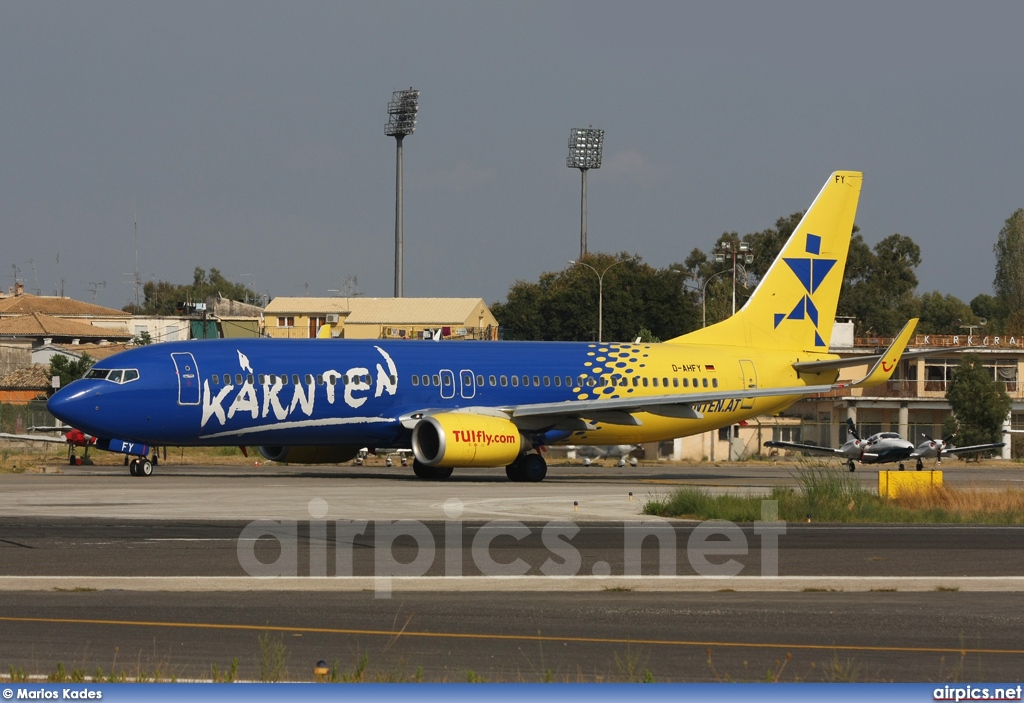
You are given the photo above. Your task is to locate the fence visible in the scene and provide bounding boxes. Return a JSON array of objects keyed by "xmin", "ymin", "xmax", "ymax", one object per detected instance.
[{"xmin": 0, "ymin": 400, "xmax": 58, "ymax": 434}]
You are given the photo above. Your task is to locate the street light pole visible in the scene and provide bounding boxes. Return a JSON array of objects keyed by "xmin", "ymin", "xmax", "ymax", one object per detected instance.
[
  {"xmin": 569, "ymin": 258, "xmax": 628, "ymax": 343},
  {"xmin": 701, "ymin": 269, "xmax": 732, "ymax": 328},
  {"xmin": 715, "ymin": 240, "xmax": 753, "ymax": 315}
]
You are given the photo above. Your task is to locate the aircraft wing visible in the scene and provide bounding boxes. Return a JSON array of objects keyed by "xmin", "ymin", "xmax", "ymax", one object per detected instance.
[
  {"xmin": 0, "ymin": 432, "xmax": 67, "ymax": 444},
  {"xmin": 762, "ymin": 440, "xmax": 846, "ymax": 457},
  {"xmin": 938, "ymin": 442, "xmax": 1006, "ymax": 457},
  {"xmin": 400, "ymin": 383, "xmax": 838, "ymax": 430},
  {"xmin": 506, "ymin": 383, "xmax": 837, "ymax": 426}
]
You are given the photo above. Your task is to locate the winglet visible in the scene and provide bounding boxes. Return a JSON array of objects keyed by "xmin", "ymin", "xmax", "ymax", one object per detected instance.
[{"xmin": 842, "ymin": 318, "xmax": 918, "ymax": 389}]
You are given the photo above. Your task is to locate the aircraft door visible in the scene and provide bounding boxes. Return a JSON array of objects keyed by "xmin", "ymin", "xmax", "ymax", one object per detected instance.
[
  {"xmin": 439, "ymin": 369, "xmax": 455, "ymax": 399},
  {"xmin": 459, "ymin": 369, "xmax": 476, "ymax": 399},
  {"xmin": 171, "ymin": 352, "xmax": 201, "ymax": 406},
  {"xmin": 739, "ymin": 359, "xmax": 757, "ymax": 410}
]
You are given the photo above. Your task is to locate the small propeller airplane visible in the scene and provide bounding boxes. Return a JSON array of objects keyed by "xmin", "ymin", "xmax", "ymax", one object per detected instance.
[
  {"xmin": 765, "ymin": 419, "xmax": 1004, "ymax": 472},
  {"xmin": 569, "ymin": 444, "xmax": 641, "ymax": 467},
  {"xmin": 0, "ymin": 426, "xmax": 100, "ymax": 465},
  {"xmin": 910, "ymin": 434, "xmax": 1005, "ymax": 471}
]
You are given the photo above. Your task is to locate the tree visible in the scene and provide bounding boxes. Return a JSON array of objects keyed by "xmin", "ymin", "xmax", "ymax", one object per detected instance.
[
  {"xmin": 491, "ymin": 253, "xmax": 700, "ymax": 341},
  {"xmin": 993, "ymin": 208, "xmax": 1024, "ymax": 333},
  {"xmin": 132, "ymin": 330, "xmax": 153, "ymax": 346},
  {"xmin": 943, "ymin": 354, "xmax": 1011, "ymax": 449},
  {"xmin": 49, "ymin": 354, "xmax": 94, "ymax": 391},
  {"xmin": 837, "ymin": 233, "xmax": 922, "ymax": 336},
  {"xmin": 123, "ymin": 267, "xmax": 258, "ymax": 315},
  {"xmin": 970, "ymin": 293, "xmax": 1007, "ymax": 333},
  {"xmin": 917, "ymin": 292, "xmax": 976, "ymax": 335}
]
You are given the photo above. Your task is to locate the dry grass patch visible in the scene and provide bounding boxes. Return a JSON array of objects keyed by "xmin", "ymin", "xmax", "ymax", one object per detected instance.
[{"xmin": 894, "ymin": 486, "xmax": 1024, "ymax": 514}]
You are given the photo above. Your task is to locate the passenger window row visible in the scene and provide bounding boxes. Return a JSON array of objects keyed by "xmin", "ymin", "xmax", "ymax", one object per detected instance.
[
  {"xmin": 209, "ymin": 373, "xmax": 398, "ymax": 387},
  {"xmin": 409, "ymin": 373, "xmax": 718, "ymax": 389}
]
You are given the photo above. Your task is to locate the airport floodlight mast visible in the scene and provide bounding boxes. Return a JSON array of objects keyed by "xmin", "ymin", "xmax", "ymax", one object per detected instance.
[
  {"xmin": 566, "ymin": 126, "xmax": 604, "ymax": 259},
  {"xmin": 714, "ymin": 239, "xmax": 754, "ymax": 315},
  {"xmin": 385, "ymin": 88, "xmax": 420, "ymax": 298}
]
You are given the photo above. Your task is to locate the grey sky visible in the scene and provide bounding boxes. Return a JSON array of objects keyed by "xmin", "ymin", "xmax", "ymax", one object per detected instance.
[{"xmin": 2, "ymin": 2, "xmax": 1022, "ymax": 312}]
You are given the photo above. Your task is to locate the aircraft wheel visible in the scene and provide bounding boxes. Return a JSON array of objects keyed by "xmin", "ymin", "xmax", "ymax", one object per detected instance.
[
  {"xmin": 412, "ymin": 460, "xmax": 452, "ymax": 481},
  {"xmin": 430, "ymin": 465, "xmax": 453, "ymax": 480},
  {"xmin": 138, "ymin": 459, "xmax": 153, "ymax": 477},
  {"xmin": 69, "ymin": 455, "xmax": 78, "ymax": 466},
  {"xmin": 916, "ymin": 460, "xmax": 923, "ymax": 471},
  {"xmin": 151, "ymin": 454, "xmax": 159, "ymax": 467},
  {"xmin": 505, "ymin": 463, "xmax": 525, "ymax": 482},
  {"xmin": 898, "ymin": 463, "xmax": 905, "ymax": 471},
  {"xmin": 129, "ymin": 459, "xmax": 139, "ymax": 476},
  {"xmin": 412, "ymin": 460, "xmax": 429, "ymax": 479},
  {"xmin": 522, "ymin": 453, "xmax": 547, "ymax": 483},
  {"xmin": 848, "ymin": 461, "xmax": 856, "ymax": 473}
]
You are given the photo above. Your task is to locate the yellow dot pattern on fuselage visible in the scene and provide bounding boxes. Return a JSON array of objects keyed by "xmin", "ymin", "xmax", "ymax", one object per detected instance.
[{"xmin": 573, "ymin": 342, "xmax": 654, "ymax": 439}]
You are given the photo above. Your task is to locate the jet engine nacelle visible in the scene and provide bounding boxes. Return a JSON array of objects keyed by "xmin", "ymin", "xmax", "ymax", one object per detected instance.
[
  {"xmin": 258, "ymin": 445, "xmax": 362, "ymax": 464},
  {"xmin": 411, "ymin": 413, "xmax": 525, "ymax": 467}
]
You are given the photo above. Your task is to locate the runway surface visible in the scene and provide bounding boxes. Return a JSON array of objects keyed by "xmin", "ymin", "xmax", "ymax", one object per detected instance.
[
  {"xmin": 1, "ymin": 460, "xmax": 1022, "ymax": 682},
  {"xmin": 1, "ymin": 518, "xmax": 1023, "ymax": 579},
  {"xmin": 2, "ymin": 460, "xmax": 1022, "ymax": 520},
  {"xmin": 2, "ymin": 591, "xmax": 1022, "ymax": 682}
]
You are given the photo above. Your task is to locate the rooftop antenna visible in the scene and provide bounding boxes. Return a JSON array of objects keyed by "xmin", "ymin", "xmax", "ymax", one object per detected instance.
[
  {"xmin": 132, "ymin": 217, "xmax": 141, "ymax": 309},
  {"xmin": 240, "ymin": 273, "xmax": 258, "ymax": 305},
  {"xmin": 122, "ymin": 218, "xmax": 142, "ymax": 309},
  {"xmin": 84, "ymin": 281, "xmax": 106, "ymax": 302},
  {"xmin": 328, "ymin": 276, "xmax": 360, "ymax": 296},
  {"xmin": 26, "ymin": 260, "xmax": 40, "ymax": 295},
  {"xmin": 55, "ymin": 253, "xmax": 64, "ymax": 297}
]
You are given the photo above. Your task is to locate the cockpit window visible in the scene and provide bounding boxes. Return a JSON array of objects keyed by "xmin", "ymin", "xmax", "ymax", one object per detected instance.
[{"xmin": 85, "ymin": 368, "xmax": 140, "ymax": 384}]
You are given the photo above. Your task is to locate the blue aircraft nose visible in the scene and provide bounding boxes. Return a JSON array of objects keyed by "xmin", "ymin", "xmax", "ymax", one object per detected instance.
[{"xmin": 47, "ymin": 383, "xmax": 101, "ymax": 431}]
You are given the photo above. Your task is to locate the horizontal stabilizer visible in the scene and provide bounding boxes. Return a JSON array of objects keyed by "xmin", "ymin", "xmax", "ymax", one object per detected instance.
[
  {"xmin": 793, "ymin": 345, "xmax": 970, "ymax": 375},
  {"xmin": 838, "ymin": 318, "xmax": 918, "ymax": 389}
]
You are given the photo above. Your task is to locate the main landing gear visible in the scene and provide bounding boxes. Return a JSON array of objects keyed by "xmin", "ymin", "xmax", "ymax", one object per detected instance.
[
  {"xmin": 848, "ymin": 460, "xmax": 856, "ymax": 472},
  {"xmin": 506, "ymin": 453, "xmax": 547, "ymax": 483},
  {"xmin": 412, "ymin": 459, "xmax": 453, "ymax": 481},
  {"xmin": 128, "ymin": 457, "xmax": 153, "ymax": 477}
]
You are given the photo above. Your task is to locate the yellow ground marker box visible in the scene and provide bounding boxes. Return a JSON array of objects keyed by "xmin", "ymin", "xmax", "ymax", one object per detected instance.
[{"xmin": 878, "ymin": 470, "xmax": 943, "ymax": 499}]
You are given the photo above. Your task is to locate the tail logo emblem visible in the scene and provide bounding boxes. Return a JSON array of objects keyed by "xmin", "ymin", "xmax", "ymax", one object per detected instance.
[{"xmin": 773, "ymin": 233, "xmax": 838, "ymax": 348}]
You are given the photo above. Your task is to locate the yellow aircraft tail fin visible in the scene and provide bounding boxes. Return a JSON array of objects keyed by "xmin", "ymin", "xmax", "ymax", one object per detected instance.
[{"xmin": 669, "ymin": 171, "xmax": 863, "ymax": 351}]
